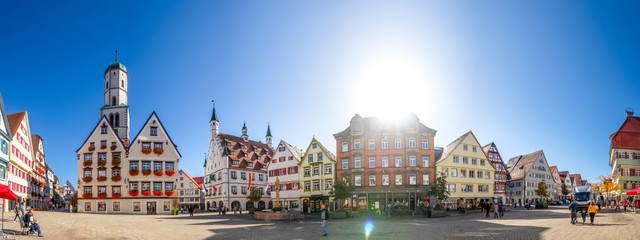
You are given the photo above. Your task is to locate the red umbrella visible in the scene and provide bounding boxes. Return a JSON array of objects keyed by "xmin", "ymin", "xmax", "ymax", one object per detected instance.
[
  {"xmin": 626, "ymin": 187, "xmax": 640, "ymax": 195},
  {"xmin": 0, "ymin": 184, "xmax": 18, "ymax": 231}
]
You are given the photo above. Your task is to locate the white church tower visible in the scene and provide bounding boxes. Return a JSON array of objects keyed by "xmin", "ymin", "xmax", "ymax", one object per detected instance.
[{"xmin": 101, "ymin": 50, "xmax": 130, "ymax": 143}]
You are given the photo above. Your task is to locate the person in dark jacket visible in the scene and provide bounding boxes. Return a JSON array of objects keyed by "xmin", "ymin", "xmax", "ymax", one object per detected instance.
[
  {"xmin": 484, "ymin": 202, "xmax": 491, "ymax": 218},
  {"xmin": 569, "ymin": 200, "xmax": 578, "ymax": 224},
  {"xmin": 321, "ymin": 204, "xmax": 329, "ymax": 236}
]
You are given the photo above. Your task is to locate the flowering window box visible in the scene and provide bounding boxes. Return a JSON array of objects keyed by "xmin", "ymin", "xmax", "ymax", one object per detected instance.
[
  {"xmin": 141, "ymin": 190, "xmax": 151, "ymax": 196},
  {"xmin": 82, "ymin": 193, "xmax": 92, "ymax": 199},
  {"xmin": 100, "ymin": 145, "xmax": 107, "ymax": 150},
  {"xmin": 141, "ymin": 148, "xmax": 152, "ymax": 155},
  {"xmin": 110, "ymin": 145, "xmax": 117, "ymax": 151},
  {"xmin": 129, "ymin": 169, "xmax": 139, "ymax": 176},
  {"xmin": 165, "ymin": 190, "xmax": 174, "ymax": 196},
  {"xmin": 153, "ymin": 190, "xmax": 163, "ymax": 196},
  {"xmin": 154, "ymin": 170, "xmax": 163, "ymax": 176},
  {"xmin": 82, "ymin": 177, "xmax": 92, "ymax": 183},
  {"xmin": 112, "ymin": 193, "xmax": 121, "ymax": 199},
  {"xmin": 165, "ymin": 170, "xmax": 175, "ymax": 176},
  {"xmin": 83, "ymin": 160, "xmax": 92, "ymax": 167},
  {"xmin": 111, "ymin": 175, "xmax": 122, "ymax": 182},
  {"xmin": 88, "ymin": 146, "xmax": 95, "ymax": 151},
  {"xmin": 142, "ymin": 169, "xmax": 151, "ymax": 176},
  {"xmin": 97, "ymin": 160, "xmax": 107, "ymax": 167},
  {"xmin": 129, "ymin": 190, "xmax": 138, "ymax": 197},
  {"xmin": 97, "ymin": 193, "xmax": 107, "ymax": 199},
  {"xmin": 97, "ymin": 176, "xmax": 107, "ymax": 182},
  {"xmin": 112, "ymin": 158, "xmax": 121, "ymax": 167},
  {"xmin": 154, "ymin": 148, "xmax": 164, "ymax": 155}
]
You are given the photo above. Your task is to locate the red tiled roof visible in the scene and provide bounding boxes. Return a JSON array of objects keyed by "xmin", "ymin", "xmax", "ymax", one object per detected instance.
[
  {"xmin": 180, "ymin": 170, "xmax": 203, "ymax": 188},
  {"xmin": 558, "ymin": 171, "xmax": 569, "ymax": 182},
  {"xmin": 506, "ymin": 150, "xmax": 543, "ymax": 181},
  {"xmin": 610, "ymin": 116, "xmax": 640, "ymax": 150},
  {"xmin": 218, "ymin": 133, "xmax": 273, "ymax": 171},
  {"xmin": 7, "ymin": 111, "xmax": 26, "ymax": 138},
  {"xmin": 193, "ymin": 177, "xmax": 204, "ymax": 188},
  {"xmin": 570, "ymin": 174, "xmax": 583, "ymax": 186},
  {"xmin": 549, "ymin": 166, "xmax": 557, "ymax": 173}
]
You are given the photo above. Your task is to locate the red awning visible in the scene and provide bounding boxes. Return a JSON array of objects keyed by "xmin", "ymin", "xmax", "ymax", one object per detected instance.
[
  {"xmin": 0, "ymin": 184, "xmax": 18, "ymax": 200},
  {"xmin": 625, "ymin": 187, "xmax": 640, "ymax": 196}
]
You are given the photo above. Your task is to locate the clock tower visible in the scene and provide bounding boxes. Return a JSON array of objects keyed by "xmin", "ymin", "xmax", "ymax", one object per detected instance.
[{"xmin": 101, "ymin": 51, "xmax": 130, "ymax": 143}]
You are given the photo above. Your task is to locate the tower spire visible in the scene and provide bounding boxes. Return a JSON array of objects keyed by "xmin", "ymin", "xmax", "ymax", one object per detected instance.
[
  {"xmin": 210, "ymin": 100, "xmax": 218, "ymax": 122},
  {"xmin": 266, "ymin": 122, "xmax": 272, "ymax": 137},
  {"xmin": 115, "ymin": 49, "xmax": 118, "ymax": 62}
]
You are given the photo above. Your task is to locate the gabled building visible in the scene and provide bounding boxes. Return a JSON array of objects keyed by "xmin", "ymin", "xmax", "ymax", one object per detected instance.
[
  {"xmin": 30, "ymin": 134, "xmax": 47, "ymax": 209},
  {"xmin": 177, "ymin": 170, "xmax": 204, "ymax": 210},
  {"xmin": 558, "ymin": 171, "xmax": 574, "ymax": 198},
  {"xmin": 334, "ymin": 114, "xmax": 437, "ymax": 213},
  {"xmin": 298, "ymin": 138, "xmax": 336, "ymax": 212},
  {"xmin": 7, "ymin": 111, "xmax": 34, "ymax": 208},
  {"xmin": 436, "ymin": 131, "xmax": 495, "ymax": 208},
  {"xmin": 506, "ymin": 150, "xmax": 554, "ymax": 205},
  {"xmin": 268, "ymin": 140, "xmax": 303, "ymax": 210},
  {"xmin": 482, "ymin": 142, "xmax": 508, "ymax": 204},
  {"xmin": 62, "ymin": 180, "xmax": 76, "ymax": 209},
  {"xmin": 609, "ymin": 109, "xmax": 640, "ymax": 192},
  {"xmin": 203, "ymin": 106, "xmax": 273, "ymax": 212},
  {"xmin": 0, "ymin": 92, "xmax": 12, "ymax": 212},
  {"xmin": 570, "ymin": 174, "xmax": 583, "ymax": 188},
  {"xmin": 549, "ymin": 166, "xmax": 563, "ymax": 199}
]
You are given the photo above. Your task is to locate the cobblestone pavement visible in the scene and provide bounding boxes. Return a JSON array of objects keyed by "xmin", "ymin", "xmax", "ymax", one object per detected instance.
[{"xmin": 0, "ymin": 206, "xmax": 638, "ymax": 239}]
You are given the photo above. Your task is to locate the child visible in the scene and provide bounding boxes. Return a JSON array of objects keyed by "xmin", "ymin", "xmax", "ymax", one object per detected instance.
[{"xmin": 581, "ymin": 210, "xmax": 587, "ymax": 224}]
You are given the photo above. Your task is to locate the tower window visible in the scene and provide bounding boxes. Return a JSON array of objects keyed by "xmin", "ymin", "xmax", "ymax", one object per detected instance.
[
  {"xmin": 112, "ymin": 96, "xmax": 116, "ymax": 105},
  {"xmin": 109, "ymin": 114, "xmax": 114, "ymax": 126},
  {"xmin": 115, "ymin": 113, "xmax": 120, "ymax": 127},
  {"xmin": 121, "ymin": 80, "xmax": 124, "ymax": 87},
  {"xmin": 106, "ymin": 81, "xmax": 108, "ymax": 89}
]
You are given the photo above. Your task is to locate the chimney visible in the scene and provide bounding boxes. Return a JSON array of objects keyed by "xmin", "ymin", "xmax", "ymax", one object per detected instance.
[{"xmin": 626, "ymin": 108, "xmax": 634, "ymax": 117}]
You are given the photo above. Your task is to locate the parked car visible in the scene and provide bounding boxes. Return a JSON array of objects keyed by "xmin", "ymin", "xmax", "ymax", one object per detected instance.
[{"xmin": 209, "ymin": 206, "xmax": 219, "ymax": 212}]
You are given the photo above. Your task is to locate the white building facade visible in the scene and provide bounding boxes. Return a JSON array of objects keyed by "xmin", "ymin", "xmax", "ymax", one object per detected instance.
[
  {"xmin": 0, "ymin": 93, "xmax": 12, "ymax": 212},
  {"xmin": 7, "ymin": 111, "xmax": 34, "ymax": 208},
  {"xmin": 177, "ymin": 170, "xmax": 204, "ymax": 210},
  {"xmin": 268, "ymin": 140, "xmax": 303, "ymax": 210},
  {"xmin": 506, "ymin": 150, "xmax": 555, "ymax": 205}
]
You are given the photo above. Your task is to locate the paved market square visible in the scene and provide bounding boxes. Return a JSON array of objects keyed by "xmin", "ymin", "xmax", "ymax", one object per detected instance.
[{"xmin": 1, "ymin": 206, "xmax": 638, "ymax": 240}]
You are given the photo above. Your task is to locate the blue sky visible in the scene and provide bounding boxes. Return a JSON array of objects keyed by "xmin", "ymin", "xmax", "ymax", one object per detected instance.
[{"xmin": 1, "ymin": 1, "xmax": 639, "ymax": 186}]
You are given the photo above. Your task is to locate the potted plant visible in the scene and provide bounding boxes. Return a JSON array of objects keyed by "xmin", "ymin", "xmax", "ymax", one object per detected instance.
[
  {"xmin": 100, "ymin": 145, "xmax": 107, "ymax": 150},
  {"xmin": 129, "ymin": 169, "xmax": 139, "ymax": 176},
  {"xmin": 83, "ymin": 160, "xmax": 92, "ymax": 167},
  {"xmin": 112, "ymin": 193, "xmax": 121, "ymax": 199},
  {"xmin": 97, "ymin": 192, "xmax": 107, "ymax": 199},
  {"xmin": 141, "ymin": 148, "xmax": 152, "ymax": 155},
  {"xmin": 112, "ymin": 175, "xmax": 121, "ymax": 182},
  {"xmin": 154, "ymin": 148, "xmax": 164, "ymax": 155},
  {"xmin": 97, "ymin": 176, "xmax": 107, "ymax": 182},
  {"xmin": 88, "ymin": 146, "xmax": 95, "ymax": 151},
  {"xmin": 97, "ymin": 159, "xmax": 107, "ymax": 167},
  {"xmin": 153, "ymin": 190, "xmax": 163, "ymax": 196},
  {"xmin": 82, "ymin": 193, "xmax": 92, "ymax": 199},
  {"xmin": 166, "ymin": 169, "xmax": 175, "ymax": 176},
  {"xmin": 112, "ymin": 158, "xmax": 121, "ymax": 167},
  {"xmin": 142, "ymin": 169, "xmax": 151, "ymax": 176},
  {"xmin": 154, "ymin": 169, "xmax": 163, "ymax": 176},
  {"xmin": 165, "ymin": 190, "xmax": 174, "ymax": 196},
  {"xmin": 141, "ymin": 190, "xmax": 151, "ymax": 196},
  {"xmin": 129, "ymin": 190, "xmax": 138, "ymax": 197},
  {"xmin": 82, "ymin": 176, "xmax": 93, "ymax": 183},
  {"xmin": 110, "ymin": 145, "xmax": 117, "ymax": 151}
]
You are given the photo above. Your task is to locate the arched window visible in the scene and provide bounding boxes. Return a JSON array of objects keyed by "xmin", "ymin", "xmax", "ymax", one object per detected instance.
[
  {"xmin": 121, "ymin": 80, "xmax": 124, "ymax": 87},
  {"xmin": 115, "ymin": 113, "xmax": 120, "ymax": 127},
  {"xmin": 112, "ymin": 96, "xmax": 116, "ymax": 105},
  {"xmin": 109, "ymin": 114, "xmax": 114, "ymax": 126},
  {"xmin": 106, "ymin": 81, "xmax": 108, "ymax": 89}
]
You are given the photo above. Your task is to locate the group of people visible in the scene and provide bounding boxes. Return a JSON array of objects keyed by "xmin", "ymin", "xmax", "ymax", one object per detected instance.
[
  {"xmin": 12, "ymin": 201, "xmax": 43, "ymax": 237},
  {"xmin": 569, "ymin": 200, "xmax": 598, "ymax": 225},
  {"xmin": 482, "ymin": 201, "xmax": 504, "ymax": 218}
]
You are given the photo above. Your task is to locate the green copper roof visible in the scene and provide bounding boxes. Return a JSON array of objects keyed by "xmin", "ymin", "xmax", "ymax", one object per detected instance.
[
  {"xmin": 104, "ymin": 62, "xmax": 127, "ymax": 74},
  {"xmin": 203, "ymin": 156, "xmax": 207, "ymax": 167},
  {"xmin": 266, "ymin": 124, "xmax": 272, "ymax": 137},
  {"xmin": 242, "ymin": 122, "xmax": 247, "ymax": 129},
  {"xmin": 211, "ymin": 105, "xmax": 218, "ymax": 122}
]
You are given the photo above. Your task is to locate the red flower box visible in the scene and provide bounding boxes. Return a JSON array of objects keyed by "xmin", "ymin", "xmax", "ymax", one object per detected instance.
[
  {"xmin": 100, "ymin": 145, "xmax": 107, "ymax": 150},
  {"xmin": 153, "ymin": 190, "xmax": 163, "ymax": 196},
  {"xmin": 82, "ymin": 193, "xmax": 92, "ymax": 199},
  {"xmin": 97, "ymin": 160, "xmax": 107, "ymax": 167},
  {"xmin": 141, "ymin": 190, "xmax": 151, "ymax": 196},
  {"xmin": 142, "ymin": 169, "xmax": 151, "ymax": 176},
  {"xmin": 83, "ymin": 160, "xmax": 92, "ymax": 167},
  {"xmin": 97, "ymin": 176, "xmax": 107, "ymax": 182},
  {"xmin": 112, "ymin": 158, "xmax": 121, "ymax": 167},
  {"xmin": 97, "ymin": 193, "xmax": 107, "ymax": 199},
  {"xmin": 165, "ymin": 169, "xmax": 175, "ymax": 176},
  {"xmin": 112, "ymin": 193, "xmax": 121, "ymax": 199},
  {"xmin": 129, "ymin": 169, "xmax": 139, "ymax": 176},
  {"xmin": 154, "ymin": 148, "xmax": 164, "ymax": 155},
  {"xmin": 112, "ymin": 175, "xmax": 121, "ymax": 182},
  {"xmin": 165, "ymin": 190, "xmax": 174, "ymax": 196},
  {"xmin": 141, "ymin": 148, "xmax": 152, "ymax": 155},
  {"xmin": 110, "ymin": 145, "xmax": 117, "ymax": 151},
  {"xmin": 82, "ymin": 177, "xmax": 92, "ymax": 183},
  {"xmin": 154, "ymin": 170, "xmax": 163, "ymax": 176},
  {"xmin": 88, "ymin": 146, "xmax": 95, "ymax": 151},
  {"xmin": 129, "ymin": 190, "xmax": 138, "ymax": 197}
]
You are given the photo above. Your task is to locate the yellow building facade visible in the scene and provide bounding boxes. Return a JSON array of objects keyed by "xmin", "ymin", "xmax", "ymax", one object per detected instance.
[
  {"xmin": 298, "ymin": 138, "xmax": 335, "ymax": 213},
  {"xmin": 436, "ymin": 131, "xmax": 495, "ymax": 208}
]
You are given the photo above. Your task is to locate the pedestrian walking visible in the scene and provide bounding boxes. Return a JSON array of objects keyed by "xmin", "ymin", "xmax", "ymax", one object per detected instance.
[
  {"xmin": 239, "ymin": 206, "xmax": 242, "ymax": 214},
  {"xmin": 13, "ymin": 203, "xmax": 21, "ymax": 222},
  {"xmin": 623, "ymin": 199, "xmax": 628, "ymax": 213},
  {"xmin": 498, "ymin": 201, "xmax": 504, "ymax": 218},
  {"xmin": 320, "ymin": 204, "xmax": 329, "ymax": 236},
  {"xmin": 569, "ymin": 200, "xmax": 578, "ymax": 224},
  {"xmin": 189, "ymin": 206, "xmax": 194, "ymax": 217},
  {"xmin": 580, "ymin": 210, "xmax": 587, "ymax": 224},
  {"xmin": 597, "ymin": 200, "xmax": 601, "ymax": 211},
  {"xmin": 218, "ymin": 206, "xmax": 222, "ymax": 215},
  {"xmin": 484, "ymin": 202, "xmax": 491, "ymax": 218},
  {"xmin": 587, "ymin": 201, "xmax": 597, "ymax": 225},
  {"xmin": 493, "ymin": 202, "xmax": 499, "ymax": 218}
]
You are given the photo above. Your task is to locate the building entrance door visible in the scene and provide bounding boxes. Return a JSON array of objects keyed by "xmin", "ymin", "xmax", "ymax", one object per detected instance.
[{"xmin": 147, "ymin": 201, "xmax": 156, "ymax": 215}]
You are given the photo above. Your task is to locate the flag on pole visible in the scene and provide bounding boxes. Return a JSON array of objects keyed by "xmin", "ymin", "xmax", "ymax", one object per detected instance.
[{"xmin": 248, "ymin": 173, "xmax": 253, "ymax": 190}]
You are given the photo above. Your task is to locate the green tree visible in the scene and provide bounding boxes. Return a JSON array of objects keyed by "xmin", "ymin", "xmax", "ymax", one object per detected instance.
[
  {"xmin": 246, "ymin": 187, "xmax": 263, "ymax": 210},
  {"xmin": 535, "ymin": 180, "xmax": 549, "ymax": 199},
  {"xmin": 71, "ymin": 191, "xmax": 78, "ymax": 207},
  {"xmin": 561, "ymin": 183, "xmax": 570, "ymax": 198},
  {"xmin": 427, "ymin": 172, "xmax": 450, "ymax": 209},
  {"xmin": 330, "ymin": 181, "xmax": 354, "ymax": 210}
]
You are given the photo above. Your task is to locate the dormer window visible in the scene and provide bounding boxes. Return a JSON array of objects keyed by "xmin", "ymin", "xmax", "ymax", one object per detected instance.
[
  {"xmin": 150, "ymin": 127, "xmax": 157, "ymax": 136},
  {"xmin": 248, "ymin": 163, "xmax": 253, "ymax": 167},
  {"xmin": 101, "ymin": 126, "xmax": 107, "ymax": 134}
]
